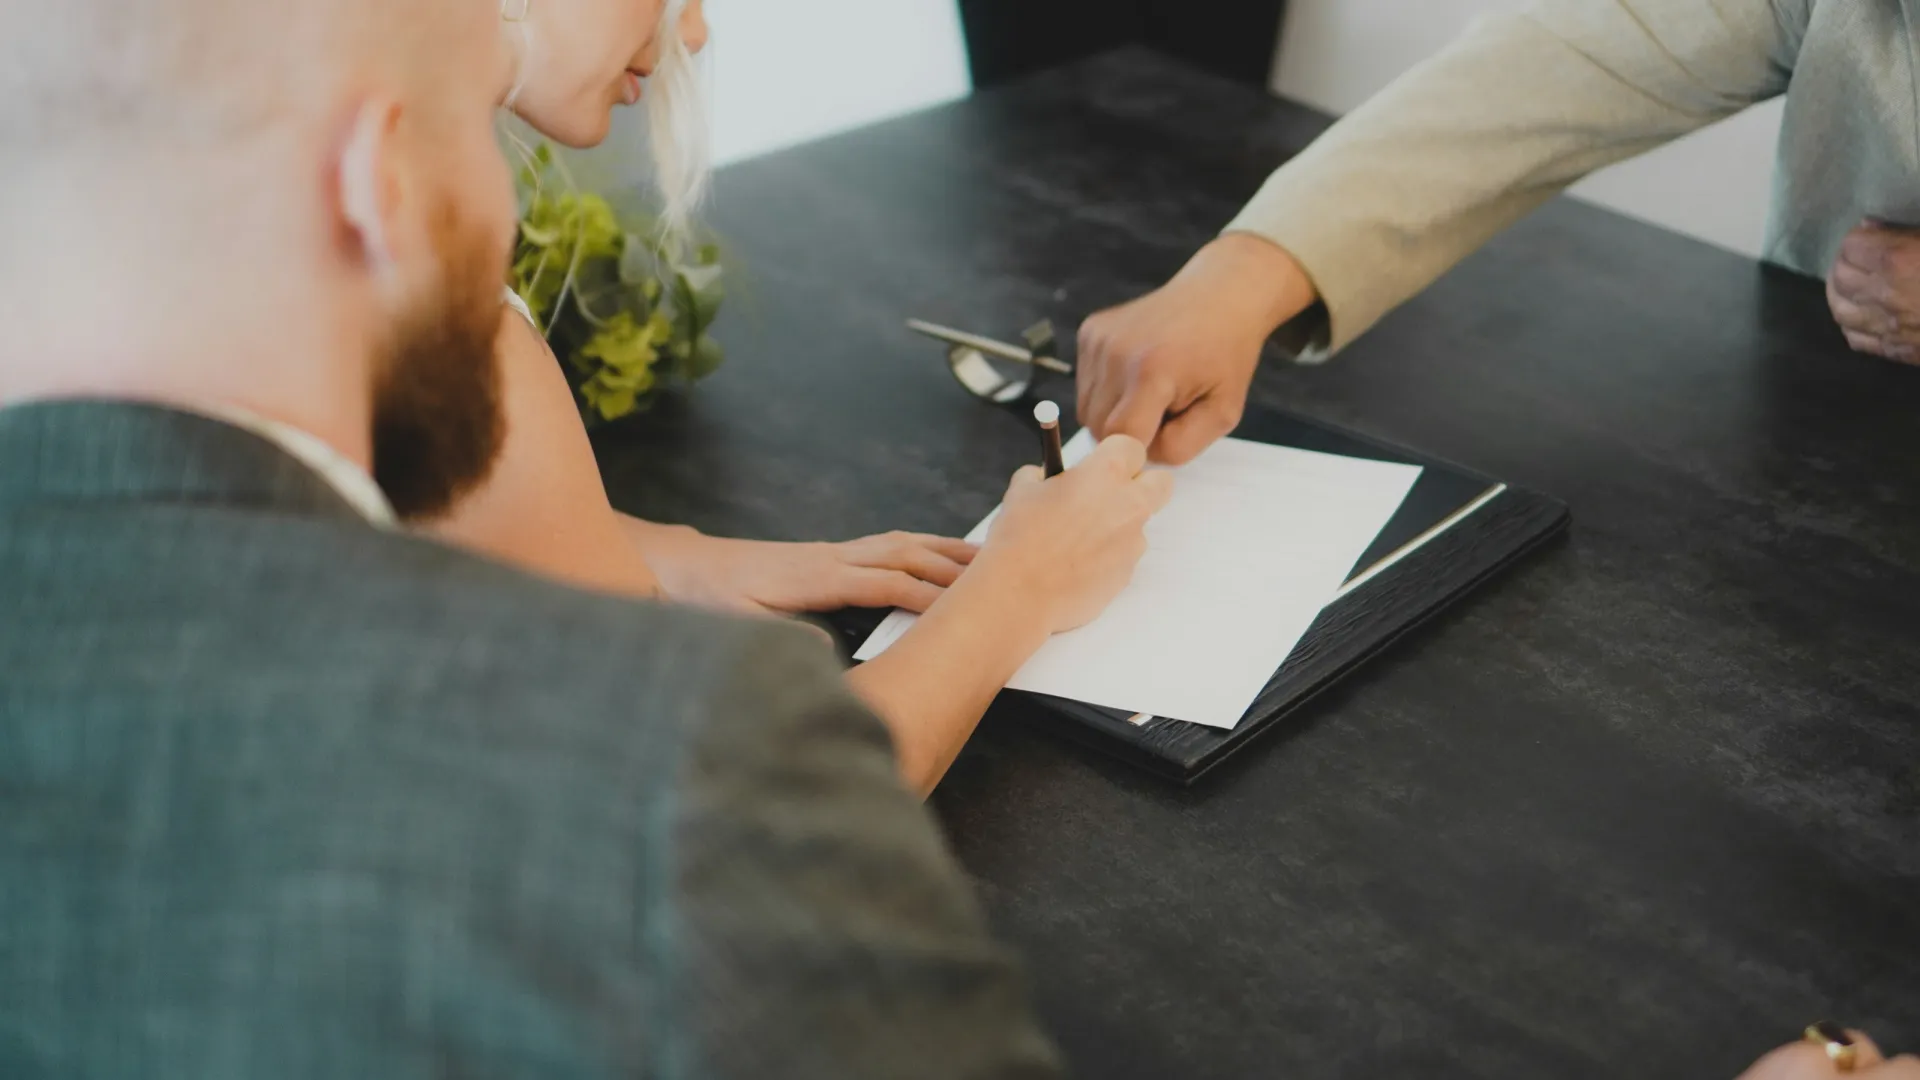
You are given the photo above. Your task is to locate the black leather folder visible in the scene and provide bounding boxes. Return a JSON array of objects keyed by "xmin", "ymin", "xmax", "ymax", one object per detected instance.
[{"xmin": 835, "ymin": 407, "xmax": 1570, "ymax": 784}]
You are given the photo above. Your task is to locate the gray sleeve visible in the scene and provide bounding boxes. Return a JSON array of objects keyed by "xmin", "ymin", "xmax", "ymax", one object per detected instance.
[
  {"xmin": 659, "ymin": 622, "xmax": 1065, "ymax": 1080},
  {"xmin": 1231, "ymin": 0, "xmax": 1809, "ymax": 358}
]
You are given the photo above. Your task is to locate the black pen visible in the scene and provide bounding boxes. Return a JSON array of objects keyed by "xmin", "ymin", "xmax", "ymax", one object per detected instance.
[{"xmin": 1035, "ymin": 400, "xmax": 1065, "ymax": 478}]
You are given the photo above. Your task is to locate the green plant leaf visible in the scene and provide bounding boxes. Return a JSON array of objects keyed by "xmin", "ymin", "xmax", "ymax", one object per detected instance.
[
  {"xmin": 573, "ymin": 195, "xmax": 625, "ymax": 262},
  {"xmin": 515, "ymin": 142, "xmax": 555, "ymax": 195},
  {"xmin": 518, "ymin": 221, "xmax": 562, "ymax": 247},
  {"xmin": 684, "ymin": 334, "xmax": 725, "ymax": 381},
  {"xmin": 579, "ymin": 314, "xmax": 660, "ymax": 386},
  {"xmin": 672, "ymin": 264, "xmax": 725, "ymax": 338},
  {"xmin": 619, "ymin": 233, "xmax": 660, "ymax": 286},
  {"xmin": 590, "ymin": 352, "xmax": 658, "ymax": 393},
  {"xmin": 585, "ymin": 382, "xmax": 638, "ymax": 422},
  {"xmin": 569, "ymin": 257, "xmax": 632, "ymax": 324}
]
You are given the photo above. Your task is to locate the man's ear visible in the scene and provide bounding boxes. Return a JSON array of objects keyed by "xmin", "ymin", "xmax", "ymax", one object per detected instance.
[{"xmin": 335, "ymin": 99, "xmax": 408, "ymax": 284}]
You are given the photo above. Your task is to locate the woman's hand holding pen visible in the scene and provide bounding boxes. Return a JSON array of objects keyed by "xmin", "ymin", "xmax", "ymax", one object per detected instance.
[
  {"xmin": 848, "ymin": 432, "xmax": 1174, "ymax": 795},
  {"xmin": 969, "ymin": 433, "xmax": 1174, "ymax": 633}
]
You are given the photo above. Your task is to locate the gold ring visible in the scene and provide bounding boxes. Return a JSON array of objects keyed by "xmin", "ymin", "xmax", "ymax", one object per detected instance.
[{"xmin": 1805, "ymin": 1021, "xmax": 1859, "ymax": 1073}]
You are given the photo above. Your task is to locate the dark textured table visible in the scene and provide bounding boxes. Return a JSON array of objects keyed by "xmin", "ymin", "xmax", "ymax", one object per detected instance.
[{"xmin": 596, "ymin": 50, "xmax": 1920, "ymax": 1080}]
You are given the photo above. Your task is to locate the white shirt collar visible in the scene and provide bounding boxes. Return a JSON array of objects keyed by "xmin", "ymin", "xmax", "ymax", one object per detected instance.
[{"xmin": 189, "ymin": 403, "xmax": 398, "ymax": 529}]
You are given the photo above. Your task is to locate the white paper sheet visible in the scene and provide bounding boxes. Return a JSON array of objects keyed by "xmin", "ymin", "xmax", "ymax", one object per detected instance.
[{"xmin": 855, "ymin": 431, "xmax": 1422, "ymax": 729}]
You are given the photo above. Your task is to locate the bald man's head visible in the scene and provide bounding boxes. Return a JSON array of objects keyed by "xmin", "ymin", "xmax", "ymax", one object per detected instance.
[
  {"xmin": 0, "ymin": 0, "xmax": 497, "ymax": 151},
  {"xmin": 0, "ymin": 0, "xmax": 522, "ymax": 521}
]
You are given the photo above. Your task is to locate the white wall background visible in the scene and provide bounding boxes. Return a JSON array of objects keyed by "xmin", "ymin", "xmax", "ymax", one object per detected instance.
[
  {"xmin": 566, "ymin": 0, "xmax": 970, "ymax": 193},
  {"xmin": 706, "ymin": 0, "xmax": 971, "ymax": 165},
  {"xmin": 1271, "ymin": 0, "xmax": 1783, "ymax": 259}
]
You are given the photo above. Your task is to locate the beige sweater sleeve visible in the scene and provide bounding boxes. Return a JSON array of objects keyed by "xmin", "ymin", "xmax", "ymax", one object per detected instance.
[{"xmin": 1230, "ymin": 0, "xmax": 1806, "ymax": 359}]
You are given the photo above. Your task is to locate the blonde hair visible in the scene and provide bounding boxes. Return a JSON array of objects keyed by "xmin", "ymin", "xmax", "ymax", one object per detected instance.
[{"xmin": 644, "ymin": 0, "xmax": 712, "ymax": 256}]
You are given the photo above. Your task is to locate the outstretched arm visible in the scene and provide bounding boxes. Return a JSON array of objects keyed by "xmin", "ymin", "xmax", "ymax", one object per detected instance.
[{"xmin": 1230, "ymin": 0, "xmax": 1805, "ymax": 357}]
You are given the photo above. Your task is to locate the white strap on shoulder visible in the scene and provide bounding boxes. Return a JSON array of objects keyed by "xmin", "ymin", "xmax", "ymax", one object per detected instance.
[{"xmin": 502, "ymin": 286, "xmax": 537, "ymax": 328}]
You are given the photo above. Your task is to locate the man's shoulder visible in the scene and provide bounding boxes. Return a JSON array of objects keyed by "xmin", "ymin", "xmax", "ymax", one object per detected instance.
[
  {"xmin": 251, "ymin": 510, "xmax": 829, "ymax": 709},
  {"xmin": 5, "ymin": 497, "xmax": 846, "ymax": 739},
  {"xmin": 5, "ymin": 496, "xmax": 892, "ymax": 866}
]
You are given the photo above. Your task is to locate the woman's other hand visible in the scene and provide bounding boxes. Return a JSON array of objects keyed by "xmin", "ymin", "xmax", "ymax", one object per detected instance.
[{"xmin": 630, "ymin": 525, "xmax": 977, "ymax": 616}]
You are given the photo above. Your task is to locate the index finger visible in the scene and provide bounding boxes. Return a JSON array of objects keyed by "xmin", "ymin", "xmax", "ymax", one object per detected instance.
[
  {"xmin": 1152, "ymin": 395, "xmax": 1241, "ymax": 466},
  {"xmin": 1076, "ymin": 319, "xmax": 1113, "ymax": 433},
  {"xmin": 1104, "ymin": 378, "xmax": 1177, "ymax": 449}
]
